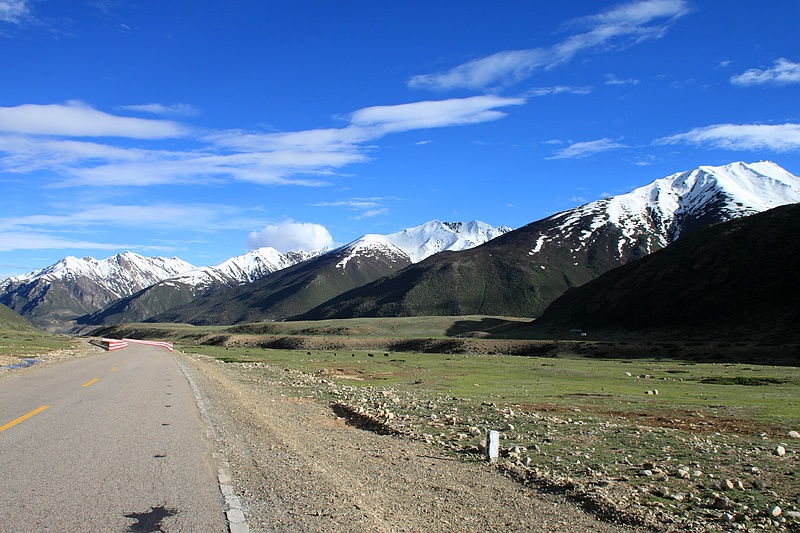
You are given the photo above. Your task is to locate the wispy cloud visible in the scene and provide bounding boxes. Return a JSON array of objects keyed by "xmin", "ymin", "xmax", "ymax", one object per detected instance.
[
  {"xmin": 0, "ymin": 232, "xmax": 134, "ymax": 253},
  {"xmin": 525, "ymin": 86, "xmax": 593, "ymax": 97},
  {"xmin": 121, "ymin": 103, "xmax": 200, "ymax": 117},
  {"xmin": 312, "ymin": 198, "xmax": 387, "ymax": 209},
  {"xmin": 408, "ymin": 0, "xmax": 690, "ymax": 91},
  {"xmin": 0, "ymin": 101, "xmax": 188, "ymax": 138},
  {"xmin": 0, "ymin": 201, "xmax": 280, "ymax": 254},
  {"xmin": 357, "ymin": 208, "xmax": 389, "ymax": 219},
  {"xmin": 658, "ymin": 123, "xmax": 800, "ymax": 152},
  {"xmin": 0, "ymin": 96, "xmax": 524, "ymax": 188},
  {"xmin": 547, "ymin": 138, "xmax": 627, "ymax": 159},
  {"xmin": 312, "ymin": 197, "xmax": 395, "ymax": 219},
  {"xmin": 0, "ymin": 0, "xmax": 31, "ymax": 25},
  {"xmin": 730, "ymin": 58, "xmax": 800, "ymax": 86},
  {"xmin": 605, "ymin": 74, "xmax": 640, "ymax": 86}
]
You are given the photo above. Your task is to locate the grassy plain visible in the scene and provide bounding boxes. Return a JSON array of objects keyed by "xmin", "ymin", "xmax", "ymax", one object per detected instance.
[
  {"xmin": 0, "ymin": 305, "xmax": 76, "ymax": 360},
  {"xmin": 101, "ymin": 318, "xmax": 800, "ymax": 528}
]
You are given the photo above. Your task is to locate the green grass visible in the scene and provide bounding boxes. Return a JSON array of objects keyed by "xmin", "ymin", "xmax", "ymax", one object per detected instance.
[
  {"xmin": 183, "ymin": 344, "xmax": 800, "ymax": 427},
  {"xmin": 103, "ymin": 319, "xmax": 800, "ymax": 525},
  {"xmin": 0, "ymin": 329, "xmax": 76, "ymax": 356}
]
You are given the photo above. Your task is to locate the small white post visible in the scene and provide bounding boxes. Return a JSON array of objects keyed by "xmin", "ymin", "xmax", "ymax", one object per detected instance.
[{"xmin": 486, "ymin": 430, "xmax": 499, "ymax": 462}]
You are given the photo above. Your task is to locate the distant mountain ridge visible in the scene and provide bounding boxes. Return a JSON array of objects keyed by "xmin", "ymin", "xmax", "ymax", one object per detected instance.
[
  {"xmin": 297, "ymin": 161, "xmax": 800, "ymax": 320},
  {"xmin": 75, "ymin": 247, "xmax": 323, "ymax": 330},
  {"xmin": 0, "ymin": 252, "xmax": 195, "ymax": 330},
  {"xmin": 143, "ymin": 220, "xmax": 511, "ymax": 326},
  {"xmin": 1, "ymin": 219, "xmax": 510, "ymax": 331}
]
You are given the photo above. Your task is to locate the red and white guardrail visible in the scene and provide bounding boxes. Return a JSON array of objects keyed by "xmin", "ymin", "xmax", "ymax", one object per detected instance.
[
  {"xmin": 102, "ymin": 338, "xmax": 174, "ymax": 352},
  {"xmin": 102, "ymin": 338, "xmax": 128, "ymax": 351}
]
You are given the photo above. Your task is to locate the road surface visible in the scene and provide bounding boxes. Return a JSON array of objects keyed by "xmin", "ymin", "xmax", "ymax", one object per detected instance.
[{"xmin": 0, "ymin": 344, "xmax": 227, "ymax": 532}]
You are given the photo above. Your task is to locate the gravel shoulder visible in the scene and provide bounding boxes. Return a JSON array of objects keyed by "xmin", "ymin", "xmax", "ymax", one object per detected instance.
[{"xmin": 179, "ymin": 351, "xmax": 648, "ymax": 533}]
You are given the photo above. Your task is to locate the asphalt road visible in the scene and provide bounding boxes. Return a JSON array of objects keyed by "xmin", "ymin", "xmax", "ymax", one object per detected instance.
[{"xmin": 0, "ymin": 344, "xmax": 227, "ymax": 532}]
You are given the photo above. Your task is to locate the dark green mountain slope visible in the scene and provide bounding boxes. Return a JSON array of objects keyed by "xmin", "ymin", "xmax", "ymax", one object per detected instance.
[
  {"xmin": 0, "ymin": 303, "xmax": 36, "ymax": 332},
  {"xmin": 295, "ymin": 215, "xmax": 652, "ymax": 320},
  {"xmin": 531, "ymin": 204, "xmax": 800, "ymax": 341},
  {"xmin": 148, "ymin": 241, "xmax": 411, "ymax": 325}
]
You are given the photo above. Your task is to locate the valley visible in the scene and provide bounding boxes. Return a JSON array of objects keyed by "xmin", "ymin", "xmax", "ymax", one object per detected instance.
[
  {"xmin": 94, "ymin": 318, "xmax": 800, "ymax": 531},
  {"xmin": 2, "ymin": 160, "xmax": 800, "ymax": 530}
]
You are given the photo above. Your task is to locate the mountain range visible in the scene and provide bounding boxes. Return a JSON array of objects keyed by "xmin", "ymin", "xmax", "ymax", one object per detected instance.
[
  {"xmin": 1, "ymin": 220, "xmax": 509, "ymax": 331},
  {"xmin": 134, "ymin": 220, "xmax": 511, "ymax": 326},
  {"xmin": 0, "ymin": 252, "xmax": 195, "ymax": 331},
  {"xmin": 1, "ymin": 160, "xmax": 798, "ymax": 333},
  {"xmin": 294, "ymin": 161, "xmax": 800, "ymax": 320}
]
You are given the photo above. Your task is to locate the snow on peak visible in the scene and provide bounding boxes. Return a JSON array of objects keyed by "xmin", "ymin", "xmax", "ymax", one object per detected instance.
[
  {"xmin": 164, "ymin": 247, "xmax": 323, "ymax": 289},
  {"xmin": 536, "ymin": 160, "xmax": 800, "ymax": 258},
  {"xmin": 336, "ymin": 219, "xmax": 511, "ymax": 269},
  {"xmin": 1, "ymin": 252, "xmax": 196, "ymax": 298}
]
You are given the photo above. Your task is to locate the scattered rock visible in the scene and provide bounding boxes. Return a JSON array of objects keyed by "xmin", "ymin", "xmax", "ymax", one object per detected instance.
[
  {"xmin": 652, "ymin": 486, "xmax": 670, "ymax": 498},
  {"xmin": 788, "ymin": 431, "xmax": 800, "ymax": 439},
  {"xmin": 713, "ymin": 495, "xmax": 735, "ymax": 510},
  {"xmin": 770, "ymin": 506, "xmax": 782, "ymax": 518},
  {"xmin": 775, "ymin": 445, "xmax": 786, "ymax": 457}
]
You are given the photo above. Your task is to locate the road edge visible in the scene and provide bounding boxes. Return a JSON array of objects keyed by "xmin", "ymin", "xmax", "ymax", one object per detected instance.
[{"xmin": 172, "ymin": 352, "xmax": 250, "ymax": 533}]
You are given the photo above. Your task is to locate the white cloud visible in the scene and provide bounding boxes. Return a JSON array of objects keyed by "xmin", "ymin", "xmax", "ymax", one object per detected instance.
[
  {"xmin": 0, "ymin": 96, "xmax": 523, "ymax": 188},
  {"xmin": 349, "ymin": 95, "xmax": 525, "ymax": 134},
  {"xmin": 312, "ymin": 198, "xmax": 386, "ymax": 209},
  {"xmin": 408, "ymin": 0, "xmax": 689, "ymax": 91},
  {"xmin": 547, "ymin": 138, "xmax": 627, "ymax": 159},
  {"xmin": 730, "ymin": 58, "xmax": 800, "ymax": 86},
  {"xmin": 312, "ymin": 197, "xmax": 396, "ymax": 219},
  {"xmin": 0, "ymin": 231, "xmax": 130, "ymax": 252},
  {"xmin": 605, "ymin": 74, "xmax": 640, "ymax": 86},
  {"xmin": 658, "ymin": 123, "xmax": 800, "ymax": 152},
  {"xmin": 525, "ymin": 86, "xmax": 593, "ymax": 97},
  {"xmin": 0, "ymin": 101, "xmax": 188, "ymax": 138},
  {"xmin": 246, "ymin": 221, "xmax": 334, "ymax": 253},
  {"xmin": 0, "ymin": 203, "xmax": 269, "ymax": 240},
  {"xmin": 357, "ymin": 208, "xmax": 389, "ymax": 219},
  {"xmin": 0, "ymin": 0, "xmax": 30, "ymax": 25},
  {"xmin": 121, "ymin": 103, "xmax": 200, "ymax": 116}
]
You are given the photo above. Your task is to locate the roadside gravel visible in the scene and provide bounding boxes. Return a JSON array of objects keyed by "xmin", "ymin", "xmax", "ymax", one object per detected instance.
[{"xmin": 180, "ymin": 352, "xmax": 648, "ymax": 532}]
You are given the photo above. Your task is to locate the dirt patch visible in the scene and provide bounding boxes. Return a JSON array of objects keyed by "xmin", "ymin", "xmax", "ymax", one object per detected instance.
[{"xmin": 179, "ymin": 352, "xmax": 649, "ymax": 533}]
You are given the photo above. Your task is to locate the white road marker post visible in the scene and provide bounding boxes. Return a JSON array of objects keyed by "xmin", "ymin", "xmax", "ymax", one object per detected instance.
[{"xmin": 486, "ymin": 430, "xmax": 500, "ymax": 462}]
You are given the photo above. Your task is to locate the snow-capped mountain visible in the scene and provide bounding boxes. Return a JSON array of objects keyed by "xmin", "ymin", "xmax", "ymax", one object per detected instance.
[
  {"xmin": 531, "ymin": 160, "xmax": 800, "ymax": 260},
  {"xmin": 84, "ymin": 221, "xmax": 509, "ymax": 328},
  {"xmin": 336, "ymin": 219, "xmax": 512, "ymax": 269},
  {"xmin": 76, "ymin": 247, "xmax": 323, "ymax": 329},
  {"xmin": 0, "ymin": 252, "xmax": 196, "ymax": 331},
  {"xmin": 1, "ymin": 252, "xmax": 195, "ymax": 296},
  {"xmin": 299, "ymin": 161, "xmax": 800, "ymax": 321},
  {"xmin": 163, "ymin": 247, "xmax": 322, "ymax": 293},
  {"xmin": 143, "ymin": 220, "xmax": 512, "ymax": 326}
]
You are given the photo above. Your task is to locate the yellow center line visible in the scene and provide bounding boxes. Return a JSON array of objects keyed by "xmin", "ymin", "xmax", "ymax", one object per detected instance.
[
  {"xmin": 110, "ymin": 367, "xmax": 118, "ymax": 372},
  {"xmin": 0, "ymin": 405, "xmax": 50, "ymax": 433},
  {"xmin": 82, "ymin": 378, "xmax": 100, "ymax": 387}
]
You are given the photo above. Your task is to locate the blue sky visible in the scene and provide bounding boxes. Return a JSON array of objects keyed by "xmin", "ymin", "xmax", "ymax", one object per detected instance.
[{"xmin": 1, "ymin": 0, "xmax": 799, "ymax": 277}]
